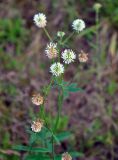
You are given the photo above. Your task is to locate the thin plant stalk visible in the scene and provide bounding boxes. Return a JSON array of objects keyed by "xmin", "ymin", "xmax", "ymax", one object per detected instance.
[
  {"xmin": 44, "ymin": 77, "xmax": 53, "ymax": 97},
  {"xmin": 39, "ymin": 77, "xmax": 53, "ymax": 119},
  {"xmin": 43, "ymin": 28, "xmax": 52, "ymax": 41},
  {"xmin": 52, "ymin": 135, "xmax": 55, "ymax": 160},
  {"xmin": 54, "ymin": 91, "xmax": 63, "ymax": 132},
  {"xmin": 95, "ymin": 9, "xmax": 100, "ymax": 59}
]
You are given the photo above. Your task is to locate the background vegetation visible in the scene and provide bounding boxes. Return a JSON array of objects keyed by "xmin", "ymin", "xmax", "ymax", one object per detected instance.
[{"xmin": 0, "ymin": 0, "xmax": 118, "ymax": 159}]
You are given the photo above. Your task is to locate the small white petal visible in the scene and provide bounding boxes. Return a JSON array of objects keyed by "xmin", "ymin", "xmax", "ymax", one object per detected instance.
[
  {"xmin": 50, "ymin": 62, "xmax": 64, "ymax": 76},
  {"xmin": 33, "ymin": 13, "xmax": 47, "ymax": 28},
  {"xmin": 62, "ymin": 49, "xmax": 76, "ymax": 64},
  {"xmin": 72, "ymin": 19, "xmax": 85, "ymax": 32}
]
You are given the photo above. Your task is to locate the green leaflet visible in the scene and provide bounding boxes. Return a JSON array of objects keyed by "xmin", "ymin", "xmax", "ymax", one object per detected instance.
[
  {"xmin": 29, "ymin": 133, "xmax": 38, "ymax": 145},
  {"xmin": 54, "ymin": 156, "xmax": 61, "ymax": 160},
  {"xmin": 24, "ymin": 151, "xmax": 84, "ymax": 160},
  {"xmin": 55, "ymin": 131, "xmax": 72, "ymax": 141},
  {"xmin": 53, "ymin": 80, "xmax": 83, "ymax": 98},
  {"xmin": 24, "ymin": 154, "xmax": 62, "ymax": 160},
  {"xmin": 61, "ymin": 81, "xmax": 83, "ymax": 98},
  {"xmin": 28, "ymin": 127, "xmax": 61, "ymax": 147},
  {"xmin": 65, "ymin": 83, "xmax": 83, "ymax": 92},
  {"xmin": 24, "ymin": 154, "xmax": 50, "ymax": 160},
  {"xmin": 69, "ymin": 151, "xmax": 84, "ymax": 157},
  {"xmin": 28, "ymin": 127, "xmax": 52, "ymax": 145},
  {"xmin": 13, "ymin": 145, "xmax": 51, "ymax": 153}
]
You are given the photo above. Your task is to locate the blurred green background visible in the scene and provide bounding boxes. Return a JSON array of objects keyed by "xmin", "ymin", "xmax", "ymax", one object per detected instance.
[{"xmin": 0, "ymin": 0, "xmax": 118, "ymax": 159}]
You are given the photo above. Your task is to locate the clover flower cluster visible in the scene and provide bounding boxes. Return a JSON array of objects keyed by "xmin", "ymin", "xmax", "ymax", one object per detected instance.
[
  {"xmin": 31, "ymin": 12, "xmax": 88, "ymax": 160},
  {"xmin": 31, "ymin": 12, "xmax": 88, "ymax": 131},
  {"xmin": 31, "ymin": 118, "xmax": 44, "ymax": 132},
  {"xmin": 62, "ymin": 49, "xmax": 76, "ymax": 64},
  {"xmin": 33, "ymin": 13, "xmax": 47, "ymax": 28},
  {"xmin": 62, "ymin": 152, "xmax": 72, "ymax": 160},
  {"xmin": 32, "ymin": 93, "xmax": 44, "ymax": 106},
  {"xmin": 50, "ymin": 62, "xmax": 64, "ymax": 76},
  {"xmin": 31, "ymin": 93, "xmax": 44, "ymax": 132},
  {"xmin": 33, "ymin": 12, "xmax": 88, "ymax": 77},
  {"xmin": 45, "ymin": 42, "xmax": 58, "ymax": 59},
  {"xmin": 72, "ymin": 19, "xmax": 85, "ymax": 32}
]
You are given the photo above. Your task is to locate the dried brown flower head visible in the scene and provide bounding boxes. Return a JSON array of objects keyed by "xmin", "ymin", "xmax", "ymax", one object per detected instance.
[
  {"xmin": 78, "ymin": 50, "xmax": 88, "ymax": 62},
  {"xmin": 32, "ymin": 93, "xmax": 44, "ymax": 106},
  {"xmin": 62, "ymin": 152, "xmax": 72, "ymax": 160},
  {"xmin": 31, "ymin": 119, "xmax": 44, "ymax": 132}
]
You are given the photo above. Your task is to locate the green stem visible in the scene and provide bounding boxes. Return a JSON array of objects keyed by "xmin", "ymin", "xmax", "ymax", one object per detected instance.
[
  {"xmin": 96, "ymin": 10, "xmax": 100, "ymax": 57},
  {"xmin": 44, "ymin": 77, "xmax": 53, "ymax": 97},
  {"xmin": 40, "ymin": 77, "xmax": 53, "ymax": 122},
  {"xmin": 42, "ymin": 116, "xmax": 56, "ymax": 159},
  {"xmin": 36, "ymin": 76, "xmax": 53, "ymax": 130},
  {"xmin": 52, "ymin": 135, "xmax": 55, "ymax": 160},
  {"xmin": 54, "ymin": 91, "xmax": 63, "ymax": 132},
  {"xmin": 57, "ymin": 43, "xmax": 61, "ymax": 63},
  {"xmin": 43, "ymin": 28, "xmax": 52, "ymax": 41}
]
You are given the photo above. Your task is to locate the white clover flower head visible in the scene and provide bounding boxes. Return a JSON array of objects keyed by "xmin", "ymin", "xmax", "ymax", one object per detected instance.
[
  {"xmin": 31, "ymin": 119, "xmax": 44, "ymax": 133},
  {"xmin": 45, "ymin": 42, "xmax": 58, "ymax": 59},
  {"xmin": 62, "ymin": 152, "xmax": 72, "ymax": 160},
  {"xmin": 57, "ymin": 31, "xmax": 65, "ymax": 38},
  {"xmin": 50, "ymin": 62, "xmax": 64, "ymax": 76},
  {"xmin": 33, "ymin": 13, "xmax": 47, "ymax": 28},
  {"xmin": 62, "ymin": 49, "xmax": 76, "ymax": 64},
  {"xmin": 72, "ymin": 19, "xmax": 85, "ymax": 32}
]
